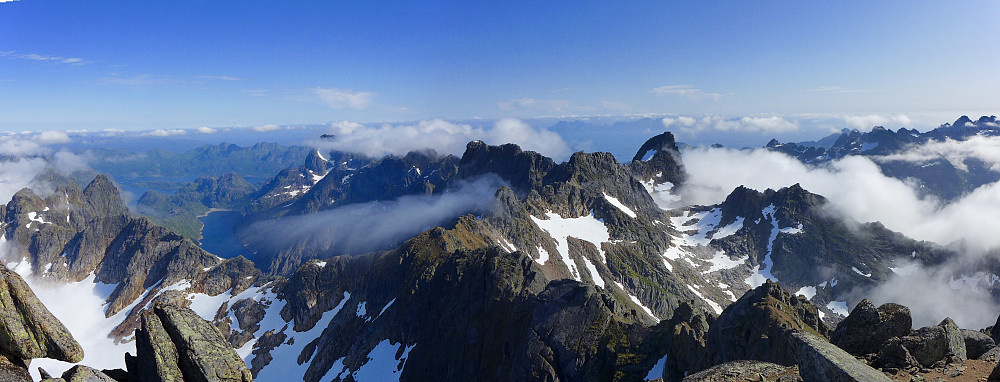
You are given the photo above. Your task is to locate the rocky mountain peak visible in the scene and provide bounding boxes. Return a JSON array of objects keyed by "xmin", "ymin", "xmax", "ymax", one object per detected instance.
[
  {"xmin": 457, "ymin": 141, "xmax": 556, "ymax": 192},
  {"xmin": 303, "ymin": 150, "xmax": 328, "ymax": 174},
  {"xmin": 82, "ymin": 175, "xmax": 127, "ymax": 218},
  {"xmin": 630, "ymin": 131, "xmax": 686, "ymax": 187}
]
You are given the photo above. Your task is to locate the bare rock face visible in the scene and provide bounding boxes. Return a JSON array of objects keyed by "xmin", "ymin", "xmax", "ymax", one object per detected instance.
[
  {"xmin": 681, "ymin": 360, "xmax": 801, "ymax": 382},
  {"xmin": 0, "ymin": 354, "xmax": 31, "ymax": 382},
  {"xmin": 791, "ymin": 331, "xmax": 891, "ymax": 382},
  {"xmin": 830, "ymin": 299, "xmax": 912, "ymax": 356},
  {"xmin": 962, "ymin": 329, "xmax": 996, "ymax": 359},
  {"xmin": 131, "ymin": 304, "xmax": 253, "ymax": 382},
  {"xmin": 0, "ymin": 263, "xmax": 83, "ymax": 363},
  {"xmin": 895, "ymin": 317, "xmax": 966, "ymax": 368},
  {"xmin": 59, "ymin": 365, "xmax": 117, "ymax": 382},
  {"xmin": 703, "ymin": 280, "xmax": 829, "ymax": 367}
]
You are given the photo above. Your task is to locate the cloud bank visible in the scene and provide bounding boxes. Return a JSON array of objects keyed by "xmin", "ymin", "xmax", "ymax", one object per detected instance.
[
  {"xmin": 662, "ymin": 115, "xmax": 800, "ymax": 134},
  {"xmin": 242, "ymin": 175, "xmax": 508, "ymax": 257},
  {"xmin": 679, "ymin": 142, "xmax": 1000, "ymax": 327},
  {"xmin": 311, "ymin": 118, "xmax": 573, "ymax": 161}
]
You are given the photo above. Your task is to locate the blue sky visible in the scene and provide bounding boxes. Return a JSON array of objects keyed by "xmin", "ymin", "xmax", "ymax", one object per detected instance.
[{"xmin": 1, "ymin": 1, "xmax": 998, "ymax": 135}]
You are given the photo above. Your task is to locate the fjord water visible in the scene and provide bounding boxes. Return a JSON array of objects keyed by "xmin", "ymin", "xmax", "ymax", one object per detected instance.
[{"xmin": 198, "ymin": 210, "xmax": 248, "ymax": 259}]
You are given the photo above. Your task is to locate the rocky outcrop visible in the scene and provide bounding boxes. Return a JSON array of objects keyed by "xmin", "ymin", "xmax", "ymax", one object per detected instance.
[
  {"xmin": 54, "ymin": 365, "xmax": 117, "ymax": 382},
  {"xmin": 830, "ymin": 299, "xmax": 912, "ymax": 356},
  {"xmin": 663, "ymin": 302, "xmax": 712, "ymax": 380},
  {"xmin": 0, "ymin": 354, "xmax": 30, "ymax": 382},
  {"xmin": 963, "ymin": 329, "xmax": 995, "ymax": 359},
  {"xmin": 681, "ymin": 360, "xmax": 800, "ymax": 382},
  {"xmin": 131, "ymin": 304, "xmax": 253, "ymax": 382},
  {"xmin": 791, "ymin": 331, "xmax": 891, "ymax": 382},
  {"xmin": 457, "ymin": 141, "xmax": 555, "ymax": 192},
  {"xmin": 703, "ymin": 280, "xmax": 829, "ymax": 367},
  {"xmin": 629, "ymin": 131, "xmax": 686, "ymax": 187},
  {"xmin": 0, "ymin": 263, "xmax": 83, "ymax": 363},
  {"xmin": 897, "ymin": 317, "xmax": 966, "ymax": 367}
]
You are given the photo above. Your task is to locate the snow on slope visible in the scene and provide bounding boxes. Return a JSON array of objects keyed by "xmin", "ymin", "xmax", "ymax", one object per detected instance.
[
  {"xmin": 530, "ymin": 211, "xmax": 611, "ymax": 285},
  {"xmin": 745, "ymin": 204, "xmax": 803, "ymax": 288}
]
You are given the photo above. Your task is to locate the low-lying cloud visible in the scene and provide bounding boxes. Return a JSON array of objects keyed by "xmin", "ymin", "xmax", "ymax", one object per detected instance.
[
  {"xmin": 877, "ymin": 135, "xmax": 1000, "ymax": 172},
  {"xmin": 242, "ymin": 175, "xmax": 508, "ymax": 257},
  {"xmin": 311, "ymin": 118, "xmax": 572, "ymax": 161},
  {"xmin": 662, "ymin": 115, "xmax": 799, "ymax": 134},
  {"xmin": 842, "ymin": 113, "xmax": 911, "ymax": 130},
  {"xmin": 679, "ymin": 142, "xmax": 1000, "ymax": 327}
]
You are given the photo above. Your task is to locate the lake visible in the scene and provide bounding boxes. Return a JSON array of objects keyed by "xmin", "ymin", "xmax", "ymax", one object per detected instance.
[{"xmin": 198, "ymin": 210, "xmax": 249, "ymax": 259}]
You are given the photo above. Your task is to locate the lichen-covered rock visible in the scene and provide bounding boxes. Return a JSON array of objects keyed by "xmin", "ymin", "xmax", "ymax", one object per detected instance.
[
  {"xmin": 899, "ymin": 317, "xmax": 967, "ymax": 367},
  {"xmin": 964, "ymin": 329, "xmax": 996, "ymax": 359},
  {"xmin": 0, "ymin": 354, "xmax": 31, "ymax": 382},
  {"xmin": 681, "ymin": 360, "xmax": 801, "ymax": 382},
  {"xmin": 872, "ymin": 337, "xmax": 919, "ymax": 370},
  {"xmin": 60, "ymin": 365, "xmax": 117, "ymax": 382},
  {"xmin": 791, "ymin": 331, "xmax": 891, "ymax": 382},
  {"xmin": 132, "ymin": 304, "xmax": 253, "ymax": 382},
  {"xmin": 0, "ymin": 263, "xmax": 84, "ymax": 362},
  {"xmin": 703, "ymin": 280, "xmax": 829, "ymax": 367},
  {"xmin": 830, "ymin": 299, "xmax": 912, "ymax": 356}
]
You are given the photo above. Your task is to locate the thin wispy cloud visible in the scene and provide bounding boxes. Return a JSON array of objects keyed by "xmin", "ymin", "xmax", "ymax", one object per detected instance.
[
  {"xmin": 313, "ymin": 87, "xmax": 373, "ymax": 109},
  {"xmin": 1, "ymin": 51, "xmax": 89, "ymax": 65},
  {"xmin": 498, "ymin": 98, "xmax": 571, "ymax": 113},
  {"xmin": 649, "ymin": 85, "xmax": 723, "ymax": 101},
  {"xmin": 662, "ymin": 114, "xmax": 799, "ymax": 134}
]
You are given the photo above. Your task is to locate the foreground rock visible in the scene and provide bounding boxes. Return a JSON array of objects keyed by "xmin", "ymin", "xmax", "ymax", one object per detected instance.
[
  {"xmin": 830, "ymin": 299, "xmax": 911, "ymax": 357},
  {"xmin": 130, "ymin": 304, "xmax": 253, "ymax": 382},
  {"xmin": 792, "ymin": 331, "xmax": 890, "ymax": 382},
  {"xmin": 703, "ymin": 280, "xmax": 829, "ymax": 367},
  {"xmin": 0, "ymin": 263, "xmax": 84, "ymax": 363},
  {"xmin": 681, "ymin": 360, "xmax": 800, "ymax": 381}
]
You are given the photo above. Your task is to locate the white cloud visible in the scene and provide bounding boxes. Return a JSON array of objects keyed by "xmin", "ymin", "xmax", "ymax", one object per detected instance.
[
  {"xmin": 842, "ymin": 114, "xmax": 911, "ymax": 129},
  {"xmin": 144, "ymin": 129, "xmax": 187, "ymax": 137},
  {"xmin": 649, "ymin": 85, "xmax": 723, "ymax": 101},
  {"xmin": 313, "ymin": 88, "xmax": 373, "ymax": 109},
  {"xmin": 195, "ymin": 126, "xmax": 217, "ymax": 134},
  {"xmin": 252, "ymin": 124, "xmax": 281, "ymax": 132},
  {"xmin": 679, "ymin": 145, "xmax": 1000, "ymax": 327},
  {"xmin": 310, "ymin": 118, "xmax": 572, "ymax": 161},
  {"xmin": 0, "ymin": 138, "xmax": 44, "ymax": 156},
  {"xmin": 877, "ymin": 135, "xmax": 1000, "ymax": 172},
  {"xmin": 2, "ymin": 51, "xmax": 87, "ymax": 65},
  {"xmin": 662, "ymin": 115, "xmax": 799, "ymax": 134},
  {"xmin": 34, "ymin": 130, "xmax": 71, "ymax": 144}
]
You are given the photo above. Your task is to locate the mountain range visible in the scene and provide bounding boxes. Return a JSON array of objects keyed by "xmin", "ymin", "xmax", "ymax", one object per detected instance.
[{"xmin": 2, "ymin": 116, "xmax": 1000, "ymax": 381}]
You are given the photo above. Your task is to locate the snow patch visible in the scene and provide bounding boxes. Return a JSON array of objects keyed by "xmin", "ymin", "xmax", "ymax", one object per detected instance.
[
  {"xmin": 530, "ymin": 211, "xmax": 611, "ymax": 281},
  {"xmin": 852, "ymin": 266, "xmax": 871, "ymax": 277},
  {"xmin": 349, "ymin": 340, "xmax": 415, "ymax": 381},
  {"xmin": 613, "ymin": 281, "xmax": 656, "ymax": 320},
  {"xmin": 602, "ymin": 192, "xmax": 636, "ymax": 218},
  {"xmin": 581, "ymin": 257, "xmax": 605, "ymax": 288},
  {"xmin": 686, "ymin": 284, "xmax": 722, "ymax": 314},
  {"xmin": 705, "ymin": 251, "xmax": 748, "ymax": 273},
  {"xmin": 745, "ymin": 204, "xmax": 802, "ymax": 288},
  {"xmin": 712, "ymin": 217, "xmax": 745, "ymax": 239}
]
